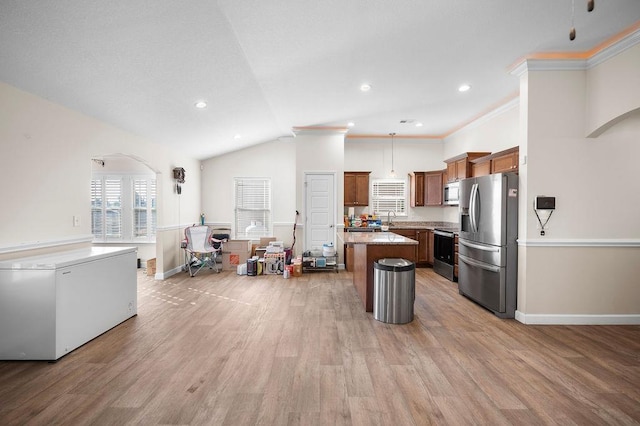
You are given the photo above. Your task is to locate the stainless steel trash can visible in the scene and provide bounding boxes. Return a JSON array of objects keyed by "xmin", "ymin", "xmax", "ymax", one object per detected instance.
[{"xmin": 373, "ymin": 258, "xmax": 415, "ymax": 324}]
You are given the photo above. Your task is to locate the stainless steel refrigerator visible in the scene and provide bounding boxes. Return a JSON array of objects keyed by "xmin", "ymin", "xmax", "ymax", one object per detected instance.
[{"xmin": 458, "ymin": 173, "xmax": 518, "ymax": 318}]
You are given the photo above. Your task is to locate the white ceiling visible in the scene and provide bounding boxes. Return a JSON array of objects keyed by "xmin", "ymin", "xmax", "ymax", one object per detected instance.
[{"xmin": 1, "ymin": 1, "xmax": 639, "ymax": 160}]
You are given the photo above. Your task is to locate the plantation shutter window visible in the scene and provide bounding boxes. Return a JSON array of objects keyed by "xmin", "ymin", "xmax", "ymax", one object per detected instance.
[
  {"xmin": 105, "ymin": 178, "xmax": 122, "ymax": 240},
  {"xmin": 91, "ymin": 175, "xmax": 156, "ymax": 242},
  {"xmin": 91, "ymin": 179, "xmax": 103, "ymax": 239}
]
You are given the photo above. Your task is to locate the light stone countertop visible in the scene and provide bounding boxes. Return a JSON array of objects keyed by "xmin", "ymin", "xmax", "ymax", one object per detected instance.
[{"xmin": 339, "ymin": 231, "xmax": 418, "ymax": 246}]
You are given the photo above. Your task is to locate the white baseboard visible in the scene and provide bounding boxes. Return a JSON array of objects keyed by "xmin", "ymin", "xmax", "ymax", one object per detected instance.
[
  {"xmin": 154, "ymin": 264, "xmax": 185, "ymax": 280},
  {"xmin": 515, "ymin": 311, "xmax": 640, "ymax": 325}
]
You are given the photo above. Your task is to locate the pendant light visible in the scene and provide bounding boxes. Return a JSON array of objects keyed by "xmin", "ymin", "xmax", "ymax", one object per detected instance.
[
  {"xmin": 389, "ymin": 132, "xmax": 396, "ymax": 177},
  {"xmin": 569, "ymin": 0, "xmax": 595, "ymax": 41}
]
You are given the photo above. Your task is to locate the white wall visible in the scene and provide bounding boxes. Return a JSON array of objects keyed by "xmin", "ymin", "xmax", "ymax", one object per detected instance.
[
  {"xmin": 344, "ymin": 137, "xmax": 450, "ymax": 222},
  {"xmin": 442, "ymin": 104, "xmax": 521, "ymax": 223},
  {"xmin": 201, "ymin": 137, "xmax": 297, "ymax": 247},
  {"xmin": 295, "ymin": 130, "xmax": 345, "ymax": 254},
  {"xmin": 0, "ymin": 82, "xmax": 201, "ymax": 278},
  {"xmin": 443, "ymin": 102, "xmax": 520, "ymax": 160}
]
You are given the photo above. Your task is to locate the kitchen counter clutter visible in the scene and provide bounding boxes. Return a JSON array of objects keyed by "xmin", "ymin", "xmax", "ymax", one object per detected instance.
[
  {"xmin": 0, "ymin": 246, "xmax": 137, "ymax": 360},
  {"xmin": 340, "ymin": 231, "xmax": 418, "ymax": 312}
]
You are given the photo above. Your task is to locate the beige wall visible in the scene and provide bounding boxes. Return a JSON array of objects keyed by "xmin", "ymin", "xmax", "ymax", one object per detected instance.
[
  {"xmin": 515, "ymin": 44, "xmax": 640, "ymax": 323},
  {"xmin": 0, "ymin": 82, "xmax": 200, "ymax": 277},
  {"xmin": 586, "ymin": 42, "xmax": 640, "ymax": 137},
  {"xmin": 443, "ymin": 42, "xmax": 640, "ymax": 323},
  {"xmin": 200, "ymin": 137, "xmax": 297, "ymax": 248}
]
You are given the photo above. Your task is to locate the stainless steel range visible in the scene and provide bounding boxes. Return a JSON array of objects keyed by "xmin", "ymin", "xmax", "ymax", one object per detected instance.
[{"xmin": 433, "ymin": 228, "xmax": 457, "ymax": 281}]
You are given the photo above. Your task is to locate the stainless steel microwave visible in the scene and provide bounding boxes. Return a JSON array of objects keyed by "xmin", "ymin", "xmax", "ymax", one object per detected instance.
[{"xmin": 444, "ymin": 181, "xmax": 460, "ymax": 205}]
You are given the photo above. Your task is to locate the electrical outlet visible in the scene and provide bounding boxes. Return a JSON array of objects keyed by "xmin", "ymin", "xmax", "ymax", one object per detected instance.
[{"xmin": 73, "ymin": 215, "xmax": 80, "ymax": 227}]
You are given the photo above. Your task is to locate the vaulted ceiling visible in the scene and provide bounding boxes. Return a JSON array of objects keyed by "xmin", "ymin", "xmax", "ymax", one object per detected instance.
[{"xmin": 1, "ymin": 1, "xmax": 639, "ymax": 159}]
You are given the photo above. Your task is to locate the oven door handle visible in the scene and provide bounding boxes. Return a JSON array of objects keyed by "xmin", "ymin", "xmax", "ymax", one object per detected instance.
[
  {"xmin": 434, "ymin": 230, "xmax": 454, "ymax": 238},
  {"xmin": 459, "ymin": 239, "xmax": 499, "ymax": 252},
  {"xmin": 459, "ymin": 254, "xmax": 500, "ymax": 272}
]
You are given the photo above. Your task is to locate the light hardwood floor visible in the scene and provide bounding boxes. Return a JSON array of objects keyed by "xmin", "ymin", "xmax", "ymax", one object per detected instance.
[{"xmin": 1, "ymin": 267, "xmax": 639, "ymax": 425}]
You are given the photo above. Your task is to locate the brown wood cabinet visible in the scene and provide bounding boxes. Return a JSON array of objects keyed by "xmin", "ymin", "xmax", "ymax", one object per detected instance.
[
  {"xmin": 454, "ymin": 234, "xmax": 459, "ymax": 280},
  {"xmin": 391, "ymin": 228, "xmax": 432, "ymax": 266},
  {"xmin": 345, "ymin": 244, "xmax": 353, "ymax": 272},
  {"xmin": 416, "ymin": 229, "xmax": 429, "ymax": 263},
  {"xmin": 427, "ymin": 229, "xmax": 435, "ymax": 265},
  {"xmin": 344, "ymin": 172, "xmax": 370, "ymax": 206},
  {"xmin": 444, "ymin": 152, "xmax": 491, "ymax": 182},
  {"xmin": 470, "ymin": 146, "xmax": 519, "ymax": 177},
  {"xmin": 409, "ymin": 172, "xmax": 425, "ymax": 207},
  {"xmin": 491, "ymin": 147, "xmax": 519, "ymax": 174},
  {"xmin": 471, "ymin": 157, "xmax": 491, "ymax": 177},
  {"xmin": 425, "ymin": 171, "xmax": 444, "ymax": 206},
  {"xmin": 410, "ymin": 170, "xmax": 443, "ymax": 207},
  {"xmin": 390, "ymin": 229, "xmax": 418, "ymax": 263}
]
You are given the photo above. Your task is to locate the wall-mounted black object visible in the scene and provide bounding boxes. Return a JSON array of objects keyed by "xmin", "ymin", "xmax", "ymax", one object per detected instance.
[
  {"xmin": 173, "ymin": 167, "xmax": 185, "ymax": 183},
  {"xmin": 535, "ymin": 196, "xmax": 556, "ymax": 210}
]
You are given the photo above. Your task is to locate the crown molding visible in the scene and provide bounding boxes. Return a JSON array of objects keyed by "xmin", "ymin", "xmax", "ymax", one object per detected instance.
[{"xmin": 510, "ymin": 26, "xmax": 640, "ymax": 76}]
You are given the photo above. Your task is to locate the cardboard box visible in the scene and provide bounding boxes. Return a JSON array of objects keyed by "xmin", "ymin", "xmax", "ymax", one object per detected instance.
[
  {"xmin": 146, "ymin": 258, "xmax": 156, "ymax": 276},
  {"xmin": 260, "ymin": 237, "xmax": 276, "ymax": 246},
  {"xmin": 222, "ymin": 239, "xmax": 251, "ymax": 253},
  {"xmin": 222, "ymin": 251, "xmax": 250, "ymax": 271}
]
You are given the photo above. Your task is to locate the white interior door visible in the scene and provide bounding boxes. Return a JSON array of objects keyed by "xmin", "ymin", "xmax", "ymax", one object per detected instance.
[{"xmin": 304, "ymin": 173, "xmax": 335, "ymax": 252}]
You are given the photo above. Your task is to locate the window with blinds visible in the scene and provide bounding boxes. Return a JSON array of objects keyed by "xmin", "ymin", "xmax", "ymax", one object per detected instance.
[
  {"xmin": 371, "ymin": 178, "xmax": 407, "ymax": 216},
  {"xmin": 234, "ymin": 178, "xmax": 272, "ymax": 239},
  {"xmin": 91, "ymin": 175, "xmax": 156, "ymax": 242}
]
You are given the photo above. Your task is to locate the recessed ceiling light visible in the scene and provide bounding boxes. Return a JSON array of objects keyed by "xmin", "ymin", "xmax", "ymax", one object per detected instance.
[
  {"xmin": 415, "ymin": 122, "xmax": 423, "ymax": 127},
  {"xmin": 360, "ymin": 83, "xmax": 371, "ymax": 92},
  {"xmin": 234, "ymin": 134, "xmax": 241, "ymax": 139},
  {"xmin": 347, "ymin": 122, "xmax": 355, "ymax": 127},
  {"xmin": 458, "ymin": 84, "xmax": 471, "ymax": 92},
  {"xmin": 194, "ymin": 101, "xmax": 207, "ymax": 109}
]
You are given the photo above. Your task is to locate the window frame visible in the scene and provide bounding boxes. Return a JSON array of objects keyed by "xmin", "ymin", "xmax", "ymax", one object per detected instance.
[
  {"xmin": 91, "ymin": 173, "xmax": 157, "ymax": 243},
  {"xmin": 370, "ymin": 178, "xmax": 408, "ymax": 217},
  {"xmin": 234, "ymin": 177, "xmax": 272, "ymax": 239}
]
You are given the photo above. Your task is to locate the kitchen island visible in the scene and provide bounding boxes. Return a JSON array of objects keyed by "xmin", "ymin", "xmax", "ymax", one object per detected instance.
[{"xmin": 340, "ymin": 231, "xmax": 418, "ymax": 312}]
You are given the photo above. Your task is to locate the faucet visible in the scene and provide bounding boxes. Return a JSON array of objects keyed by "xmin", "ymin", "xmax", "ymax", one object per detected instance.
[{"xmin": 387, "ymin": 211, "xmax": 396, "ymax": 226}]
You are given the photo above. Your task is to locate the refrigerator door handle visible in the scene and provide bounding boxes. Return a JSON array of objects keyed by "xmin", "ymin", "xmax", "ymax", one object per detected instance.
[
  {"xmin": 459, "ymin": 239, "xmax": 499, "ymax": 252},
  {"xmin": 469, "ymin": 183, "xmax": 479, "ymax": 233},
  {"xmin": 459, "ymin": 254, "xmax": 500, "ymax": 273}
]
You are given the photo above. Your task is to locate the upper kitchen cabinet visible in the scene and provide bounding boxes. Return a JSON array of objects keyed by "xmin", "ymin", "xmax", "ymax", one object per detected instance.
[
  {"xmin": 444, "ymin": 152, "xmax": 491, "ymax": 182},
  {"xmin": 409, "ymin": 172, "xmax": 425, "ymax": 207},
  {"xmin": 491, "ymin": 146, "xmax": 519, "ymax": 174},
  {"xmin": 410, "ymin": 170, "xmax": 444, "ymax": 207},
  {"xmin": 344, "ymin": 172, "xmax": 370, "ymax": 206},
  {"xmin": 470, "ymin": 146, "xmax": 519, "ymax": 177},
  {"xmin": 425, "ymin": 170, "xmax": 444, "ymax": 206}
]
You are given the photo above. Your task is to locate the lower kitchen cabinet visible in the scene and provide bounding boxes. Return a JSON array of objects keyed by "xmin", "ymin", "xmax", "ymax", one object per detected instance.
[
  {"xmin": 391, "ymin": 228, "xmax": 432, "ymax": 266},
  {"xmin": 454, "ymin": 234, "xmax": 459, "ymax": 280},
  {"xmin": 344, "ymin": 244, "xmax": 353, "ymax": 272},
  {"xmin": 416, "ymin": 229, "xmax": 429, "ymax": 263}
]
